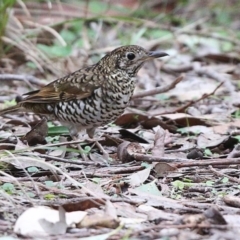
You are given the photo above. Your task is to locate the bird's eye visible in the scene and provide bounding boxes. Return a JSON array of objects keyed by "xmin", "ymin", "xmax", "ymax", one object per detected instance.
[{"xmin": 126, "ymin": 52, "xmax": 136, "ymax": 60}]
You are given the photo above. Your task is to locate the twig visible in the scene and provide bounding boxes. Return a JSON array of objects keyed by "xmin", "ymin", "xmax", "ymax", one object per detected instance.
[
  {"xmin": 193, "ymin": 63, "xmax": 235, "ymax": 93},
  {"xmin": 133, "ymin": 223, "xmax": 230, "ymax": 235},
  {"xmin": 31, "ymin": 153, "xmax": 108, "ymax": 167},
  {"xmin": 0, "ymin": 74, "xmax": 46, "ymax": 87},
  {"xmin": 174, "ymin": 158, "xmax": 240, "ymax": 168},
  {"xmin": 132, "ymin": 153, "xmax": 240, "ymax": 168},
  {"xmin": 161, "ymin": 64, "xmax": 193, "ymax": 73},
  {"xmin": 152, "ymin": 81, "xmax": 223, "ymax": 116},
  {"xmin": 209, "ymin": 165, "xmax": 240, "ymax": 184},
  {"xmin": 181, "ymin": 30, "xmax": 240, "ymax": 48},
  {"xmin": 132, "ymin": 75, "xmax": 183, "ymax": 99},
  {"xmin": 132, "ymin": 154, "xmax": 191, "ymax": 162}
]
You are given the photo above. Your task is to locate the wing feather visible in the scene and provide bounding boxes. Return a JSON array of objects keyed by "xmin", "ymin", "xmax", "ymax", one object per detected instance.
[{"xmin": 21, "ymin": 67, "xmax": 103, "ymax": 104}]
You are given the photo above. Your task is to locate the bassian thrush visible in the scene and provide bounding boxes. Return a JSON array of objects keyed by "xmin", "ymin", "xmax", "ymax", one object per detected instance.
[{"xmin": 0, "ymin": 45, "xmax": 168, "ymax": 143}]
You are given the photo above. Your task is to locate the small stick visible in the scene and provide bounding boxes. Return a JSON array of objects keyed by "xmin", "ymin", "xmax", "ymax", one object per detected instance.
[
  {"xmin": 132, "ymin": 75, "xmax": 183, "ymax": 99},
  {"xmin": 0, "ymin": 74, "xmax": 45, "ymax": 87},
  {"xmin": 152, "ymin": 81, "xmax": 223, "ymax": 116}
]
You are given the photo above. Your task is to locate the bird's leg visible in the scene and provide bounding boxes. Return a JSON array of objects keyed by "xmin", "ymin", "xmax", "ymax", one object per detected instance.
[
  {"xmin": 87, "ymin": 128, "xmax": 109, "ymax": 160},
  {"xmin": 69, "ymin": 127, "xmax": 89, "ymax": 161}
]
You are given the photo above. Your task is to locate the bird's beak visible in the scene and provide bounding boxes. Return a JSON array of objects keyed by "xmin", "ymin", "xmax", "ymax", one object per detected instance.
[
  {"xmin": 148, "ymin": 50, "xmax": 169, "ymax": 58},
  {"xmin": 138, "ymin": 50, "xmax": 168, "ymax": 62}
]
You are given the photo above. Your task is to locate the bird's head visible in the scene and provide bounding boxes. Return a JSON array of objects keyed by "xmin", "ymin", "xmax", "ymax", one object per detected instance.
[{"xmin": 99, "ymin": 45, "xmax": 168, "ymax": 75}]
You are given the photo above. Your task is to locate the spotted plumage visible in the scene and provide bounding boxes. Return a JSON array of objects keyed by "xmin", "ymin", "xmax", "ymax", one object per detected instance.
[{"xmin": 0, "ymin": 45, "xmax": 168, "ymax": 138}]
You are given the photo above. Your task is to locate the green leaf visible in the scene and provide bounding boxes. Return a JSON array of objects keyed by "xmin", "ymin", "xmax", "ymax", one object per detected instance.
[
  {"xmin": 206, "ymin": 180, "xmax": 214, "ymax": 186},
  {"xmin": 27, "ymin": 191, "xmax": 36, "ymax": 198},
  {"xmin": 37, "ymin": 44, "xmax": 72, "ymax": 58},
  {"xmin": 44, "ymin": 193, "xmax": 55, "ymax": 200},
  {"xmin": 221, "ymin": 177, "xmax": 229, "ymax": 183},
  {"xmin": 141, "ymin": 162, "xmax": 151, "ymax": 168},
  {"xmin": 50, "ymin": 45, "xmax": 72, "ymax": 57},
  {"xmin": 88, "ymin": 0, "xmax": 108, "ymax": 13},
  {"xmin": 172, "ymin": 180, "xmax": 185, "ymax": 190},
  {"xmin": 45, "ymin": 135, "xmax": 60, "ymax": 143},
  {"xmin": 60, "ymin": 29, "xmax": 76, "ymax": 44},
  {"xmin": 26, "ymin": 61, "xmax": 37, "ymax": 69},
  {"xmin": 145, "ymin": 29, "xmax": 171, "ymax": 39},
  {"xmin": 27, "ymin": 167, "xmax": 39, "ymax": 173},
  {"xmin": 45, "ymin": 181, "xmax": 55, "ymax": 187},
  {"xmin": 48, "ymin": 126, "xmax": 69, "ymax": 136},
  {"xmin": 204, "ymin": 149, "xmax": 212, "ymax": 156},
  {"xmin": 131, "ymin": 28, "xmax": 146, "ymax": 44},
  {"xmin": 92, "ymin": 178, "xmax": 101, "ymax": 184},
  {"xmin": 1, "ymin": 183, "xmax": 15, "ymax": 194},
  {"xmin": 3, "ymin": 99, "xmax": 16, "ymax": 107},
  {"xmin": 83, "ymin": 146, "xmax": 91, "ymax": 154},
  {"xmin": 135, "ymin": 180, "xmax": 161, "ymax": 196}
]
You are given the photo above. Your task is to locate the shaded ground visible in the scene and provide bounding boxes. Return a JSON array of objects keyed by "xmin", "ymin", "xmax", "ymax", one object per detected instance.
[{"xmin": 1, "ymin": 0, "xmax": 240, "ymax": 239}]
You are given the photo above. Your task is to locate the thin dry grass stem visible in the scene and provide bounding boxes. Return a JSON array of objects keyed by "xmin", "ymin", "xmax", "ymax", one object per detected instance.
[
  {"xmin": 181, "ymin": 30, "xmax": 240, "ymax": 48},
  {"xmin": 0, "ymin": 188, "xmax": 16, "ymax": 207},
  {"xmin": 23, "ymin": 20, "xmax": 67, "ymax": 46},
  {"xmin": 33, "ymin": 182, "xmax": 84, "ymax": 198},
  {"xmin": 16, "ymin": 0, "xmax": 31, "ymax": 17},
  {"xmin": 0, "ymin": 169, "xmax": 32, "ymax": 204},
  {"xmin": 4, "ymin": 150, "xmax": 42, "ymax": 199},
  {"xmin": 4, "ymin": 15, "xmax": 61, "ymax": 75},
  {"xmin": 35, "ymin": 153, "xmax": 107, "ymax": 167},
  {"xmin": 0, "ymin": 119, "xmax": 31, "ymax": 129},
  {"xmin": 0, "ymin": 73, "xmax": 34, "ymax": 89},
  {"xmin": 1, "ymin": 154, "xmax": 106, "ymax": 203},
  {"xmin": 0, "ymin": 74, "xmax": 46, "ymax": 87},
  {"xmin": 33, "ymin": 139, "xmax": 101, "ymax": 149},
  {"xmin": 88, "ymin": 46, "xmax": 119, "ymax": 55},
  {"xmin": 145, "ymin": 17, "xmax": 209, "ymax": 49},
  {"xmin": 0, "ymin": 177, "xmax": 84, "ymax": 198},
  {"xmin": 2, "ymin": 35, "xmax": 44, "ymax": 72}
]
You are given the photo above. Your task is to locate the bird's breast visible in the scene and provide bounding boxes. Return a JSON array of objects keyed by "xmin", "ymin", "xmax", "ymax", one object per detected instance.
[{"xmin": 53, "ymin": 76, "xmax": 135, "ymax": 126}]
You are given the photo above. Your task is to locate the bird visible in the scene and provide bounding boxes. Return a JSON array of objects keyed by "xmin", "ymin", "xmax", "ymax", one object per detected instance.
[{"xmin": 0, "ymin": 45, "xmax": 168, "ymax": 157}]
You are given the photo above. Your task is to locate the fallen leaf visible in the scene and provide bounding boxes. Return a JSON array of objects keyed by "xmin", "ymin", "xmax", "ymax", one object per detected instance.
[
  {"xmin": 14, "ymin": 206, "xmax": 87, "ymax": 237},
  {"xmin": 128, "ymin": 167, "xmax": 151, "ymax": 187},
  {"xmin": 79, "ymin": 213, "xmax": 119, "ymax": 228}
]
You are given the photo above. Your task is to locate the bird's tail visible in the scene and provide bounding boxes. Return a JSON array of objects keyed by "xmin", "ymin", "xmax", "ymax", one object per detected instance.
[{"xmin": 0, "ymin": 104, "xmax": 23, "ymax": 115}]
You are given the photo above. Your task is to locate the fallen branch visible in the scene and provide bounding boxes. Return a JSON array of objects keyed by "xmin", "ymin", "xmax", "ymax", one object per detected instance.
[
  {"xmin": 35, "ymin": 153, "xmax": 107, "ymax": 167},
  {"xmin": 132, "ymin": 153, "xmax": 240, "ymax": 169},
  {"xmin": 209, "ymin": 165, "xmax": 240, "ymax": 184},
  {"xmin": 0, "ymin": 74, "xmax": 45, "ymax": 87},
  {"xmin": 193, "ymin": 63, "xmax": 235, "ymax": 93},
  {"xmin": 152, "ymin": 81, "xmax": 223, "ymax": 116},
  {"xmin": 132, "ymin": 75, "xmax": 184, "ymax": 99},
  {"xmin": 175, "ymin": 158, "xmax": 240, "ymax": 168}
]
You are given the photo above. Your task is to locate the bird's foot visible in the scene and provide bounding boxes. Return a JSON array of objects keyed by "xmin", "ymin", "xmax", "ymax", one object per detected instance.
[
  {"xmin": 71, "ymin": 136, "xmax": 89, "ymax": 161},
  {"xmin": 95, "ymin": 141, "xmax": 109, "ymax": 160},
  {"xmin": 86, "ymin": 138, "xmax": 109, "ymax": 161}
]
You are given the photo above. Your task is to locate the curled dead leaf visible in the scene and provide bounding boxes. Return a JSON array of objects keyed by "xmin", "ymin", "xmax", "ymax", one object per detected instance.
[
  {"xmin": 117, "ymin": 141, "xmax": 145, "ymax": 162},
  {"xmin": 21, "ymin": 118, "xmax": 48, "ymax": 146},
  {"xmin": 223, "ymin": 195, "xmax": 240, "ymax": 208},
  {"xmin": 152, "ymin": 126, "xmax": 165, "ymax": 157},
  {"xmin": 154, "ymin": 162, "xmax": 177, "ymax": 177},
  {"xmin": 78, "ymin": 213, "xmax": 119, "ymax": 228}
]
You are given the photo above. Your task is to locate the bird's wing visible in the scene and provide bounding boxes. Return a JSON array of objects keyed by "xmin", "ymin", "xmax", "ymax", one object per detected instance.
[{"xmin": 21, "ymin": 67, "xmax": 104, "ymax": 104}]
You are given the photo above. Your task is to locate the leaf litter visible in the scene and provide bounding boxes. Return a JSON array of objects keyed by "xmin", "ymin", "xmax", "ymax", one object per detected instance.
[{"xmin": 1, "ymin": 0, "xmax": 240, "ymax": 239}]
